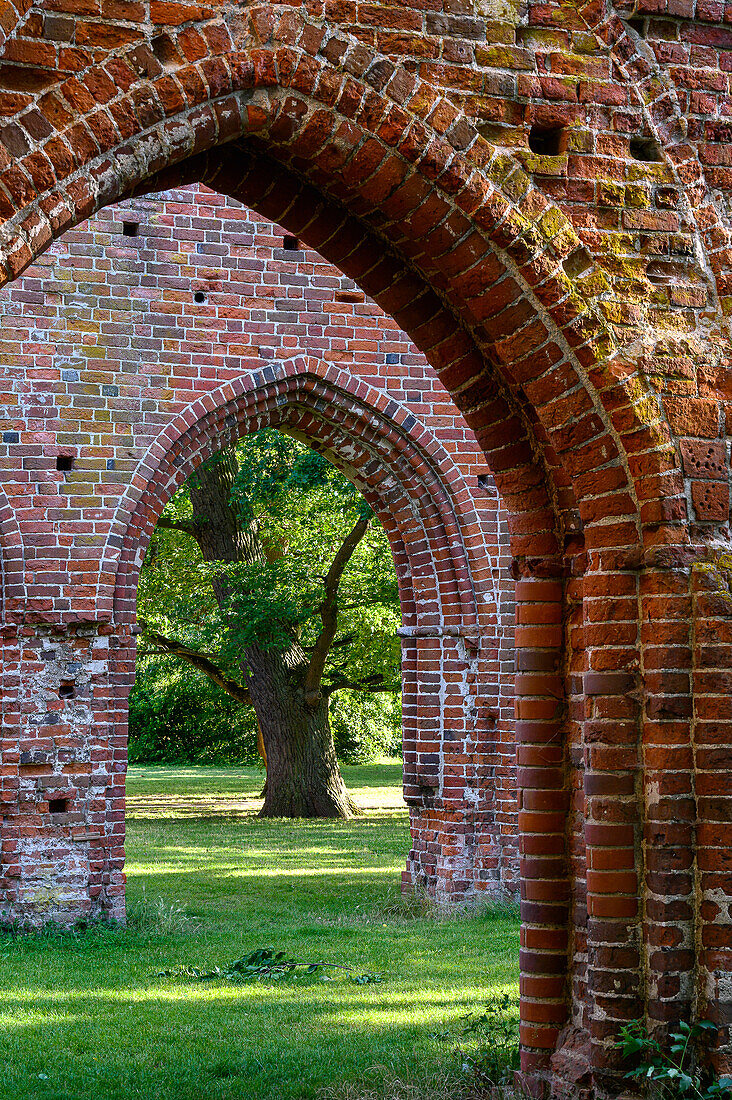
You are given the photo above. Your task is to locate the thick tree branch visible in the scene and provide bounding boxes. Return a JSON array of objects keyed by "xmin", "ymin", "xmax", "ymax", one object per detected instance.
[
  {"xmin": 304, "ymin": 515, "xmax": 370, "ymax": 705},
  {"xmin": 139, "ymin": 622, "xmax": 252, "ymax": 707},
  {"xmin": 323, "ymin": 673, "xmax": 398, "ymax": 697},
  {"xmin": 157, "ymin": 515, "xmax": 201, "ymax": 536}
]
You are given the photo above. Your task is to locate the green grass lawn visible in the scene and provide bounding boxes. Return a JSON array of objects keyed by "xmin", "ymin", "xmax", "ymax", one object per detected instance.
[{"xmin": 1, "ymin": 760, "xmax": 519, "ymax": 1100}]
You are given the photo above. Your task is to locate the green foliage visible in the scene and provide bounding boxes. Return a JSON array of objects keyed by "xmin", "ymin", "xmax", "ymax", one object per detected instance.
[
  {"xmin": 455, "ymin": 993, "xmax": 521, "ymax": 1090},
  {"xmin": 141, "ymin": 429, "xmax": 401, "ymax": 672},
  {"xmin": 158, "ymin": 947, "xmax": 383, "ymax": 985},
  {"xmin": 134, "ymin": 428, "xmax": 402, "ymax": 765},
  {"xmin": 129, "ymin": 659, "xmax": 400, "ymax": 766},
  {"xmin": 617, "ymin": 1019, "xmax": 732, "ymax": 1099},
  {"xmin": 331, "ymin": 690, "xmax": 401, "ymax": 763},
  {"xmin": 128, "ymin": 657, "xmax": 260, "ymax": 765},
  {"xmin": 157, "ymin": 947, "xmax": 324, "ymax": 982},
  {"xmin": 218, "ymin": 430, "xmax": 400, "ymax": 668}
]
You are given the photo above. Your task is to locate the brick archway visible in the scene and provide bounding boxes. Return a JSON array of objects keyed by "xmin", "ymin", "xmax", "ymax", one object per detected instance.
[
  {"xmin": 108, "ymin": 362, "xmax": 485, "ymax": 629},
  {"xmin": 109, "ymin": 361, "xmax": 518, "ymax": 910},
  {"xmin": 0, "ymin": 57, "xmax": 640, "ymax": 1099}
]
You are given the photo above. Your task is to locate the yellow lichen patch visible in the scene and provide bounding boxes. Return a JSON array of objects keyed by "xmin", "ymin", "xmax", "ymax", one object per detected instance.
[
  {"xmin": 693, "ymin": 554, "xmax": 732, "ymax": 612},
  {"xmin": 574, "ymin": 269, "xmax": 612, "ymax": 298},
  {"xmin": 474, "ymin": 0, "xmax": 525, "ymax": 25},
  {"xmin": 517, "ymin": 151, "xmax": 569, "ymax": 176},
  {"xmin": 500, "ymin": 165, "xmax": 532, "ymax": 202},
  {"xmin": 536, "ymin": 206, "xmax": 577, "ymax": 249}
]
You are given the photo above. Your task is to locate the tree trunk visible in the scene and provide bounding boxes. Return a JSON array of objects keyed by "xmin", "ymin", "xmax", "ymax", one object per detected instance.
[
  {"xmin": 186, "ymin": 447, "xmax": 358, "ymax": 820},
  {"xmin": 247, "ymin": 644, "xmax": 358, "ymax": 819}
]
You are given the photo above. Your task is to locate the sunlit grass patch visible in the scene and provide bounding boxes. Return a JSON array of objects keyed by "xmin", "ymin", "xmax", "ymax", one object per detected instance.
[{"xmin": 0, "ymin": 762, "xmax": 519, "ymax": 1100}]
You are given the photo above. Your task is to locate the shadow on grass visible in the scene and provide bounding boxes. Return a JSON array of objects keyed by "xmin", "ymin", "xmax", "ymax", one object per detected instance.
[
  {"xmin": 1, "ymin": 762, "xmax": 518, "ymax": 1100},
  {"xmin": 0, "ymin": 972, "xmax": 518, "ymax": 1100}
]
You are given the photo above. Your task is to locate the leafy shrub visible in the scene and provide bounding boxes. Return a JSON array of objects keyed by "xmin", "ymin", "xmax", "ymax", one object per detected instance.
[
  {"xmin": 129, "ymin": 657, "xmax": 401, "ymax": 766},
  {"xmin": 457, "ymin": 993, "xmax": 521, "ymax": 1090},
  {"xmin": 618, "ymin": 1019, "xmax": 732, "ymax": 1099},
  {"xmin": 128, "ymin": 657, "xmax": 260, "ymax": 765}
]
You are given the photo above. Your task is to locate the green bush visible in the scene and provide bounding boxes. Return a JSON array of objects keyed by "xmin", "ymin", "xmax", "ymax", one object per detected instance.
[
  {"xmin": 330, "ymin": 690, "xmax": 401, "ymax": 764},
  {"xmin": 128, "ymin": 658, "xmax": 260, "ymax": 765},
  {"xmin": 129, "ymin": 658, "xmax": 402, "ymax": 766},
  {"xmin": 457, "ymin": 993, "xmax": 521, "ymax": 1090}
]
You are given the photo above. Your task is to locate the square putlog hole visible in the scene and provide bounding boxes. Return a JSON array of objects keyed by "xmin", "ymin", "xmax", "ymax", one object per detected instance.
[{"xmin": 49, "ymin": 798, "xmax": 69, "ymax": 814}]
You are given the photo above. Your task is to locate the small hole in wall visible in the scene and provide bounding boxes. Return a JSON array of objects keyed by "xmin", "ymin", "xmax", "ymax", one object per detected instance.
[
  {"xmin": 56, "ymin": 454, "xmax": 74, "ymax": 471},
  {"xmin": 626, "ymin": 14, "xmax": 646, "ymax": 36},
  {"xmin": 629, "ymin": 136, "xmax": 663, "ymax": 163},
  {"xmin": 563, "ymin": 249, "xmax": 593, "ymax": 279},
  {"xmin": 59, "ymin": 682, "xmax": 76, "ymax": 699},
  {"xmin": 122, "ymin": 221, "xmax": 139, "ymax": 237},
  {"xmin": 49, "ymin": 798, "xmax": 69, "ymax": 814},
  {"xmin": 194, "ymin": 291, "xmax": 206, "ymax": 304},
  {"xmin": 528, "ymin": 125, "xmax": 565, "ymax": 156},
  {"xmin": 282, "ymin": 235, "xmax": 300, "ymax": 251},
  {"xmin": 150, "ymin": 33, "xmax": 177, "ymax": 68}
]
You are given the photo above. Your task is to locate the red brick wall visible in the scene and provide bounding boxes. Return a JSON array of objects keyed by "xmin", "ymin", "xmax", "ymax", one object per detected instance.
[{"xmin": 0, "ymin": 182, "xmax": 519, "ymax": 924}]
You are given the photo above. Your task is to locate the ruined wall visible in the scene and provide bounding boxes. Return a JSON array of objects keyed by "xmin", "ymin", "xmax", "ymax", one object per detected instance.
[{"xmin": 0, "ymin": 182, "xmax": 518, "ymax": 923}]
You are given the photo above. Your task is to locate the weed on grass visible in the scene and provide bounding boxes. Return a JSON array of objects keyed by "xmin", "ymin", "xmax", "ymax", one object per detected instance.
[{"xmin": 125, "ymin": 886, "xmax": 195, "ymax": 936}]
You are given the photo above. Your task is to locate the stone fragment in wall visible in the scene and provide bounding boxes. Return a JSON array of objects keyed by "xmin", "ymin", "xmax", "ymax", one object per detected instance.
[{"xmin": 474, "ymin": 0, "xmax": 526, "ymax": 27}]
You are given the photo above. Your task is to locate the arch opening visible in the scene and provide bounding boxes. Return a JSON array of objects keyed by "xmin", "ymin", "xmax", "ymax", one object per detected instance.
[{"xmin": 112, "ymin": 363, "xmax": 517, "ymax": 910}]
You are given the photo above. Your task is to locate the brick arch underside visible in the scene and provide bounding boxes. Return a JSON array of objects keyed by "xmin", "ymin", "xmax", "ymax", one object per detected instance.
[
  {"xmin": 109, "ymin": 366, "xmax": 514, "ymax": 902},
  {"xmin": 110, "ymin": 368, "xmax": 485, "ymax": 634},
  {"xmin": 0, "ymin": 27, "xmax": 679, "ymax": 1089}
]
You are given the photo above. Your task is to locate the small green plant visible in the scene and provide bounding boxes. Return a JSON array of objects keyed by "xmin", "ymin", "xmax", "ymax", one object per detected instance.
[
  {"xmin": 125, "ymin": 888, "xmax": 193, "ymax": 935},
  {"xmin": 456, "ymin": 993, "xmax": 521, "ymax": 1090},
  {"xmin": 617, "ymin": 1019, "xmax": 732, "ymax": 1099}
]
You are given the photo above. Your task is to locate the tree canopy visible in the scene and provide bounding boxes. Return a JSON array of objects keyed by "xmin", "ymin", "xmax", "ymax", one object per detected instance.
[{"xmin": 130, "ymin": 429, "xmax": 402, "ymax": 768}]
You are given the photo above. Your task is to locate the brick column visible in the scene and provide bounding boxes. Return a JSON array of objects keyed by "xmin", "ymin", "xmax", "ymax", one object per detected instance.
[
  {"xmin": 641, "ymin": 564, "xmax": 695, "ymax": 1030},
  {"xmin": 514, "ymin": 577, "xmax": 569, "ymax": 1091},
  {"xmin": 401, "ymin": 627, "xmax": 502, "ymax": 906},
  {"xmin": 583, "ymin": 562, "xmax": 644, "ymax": 1094},
  {"xmin": 0, "ymin": 624, "xmax": 21, "ymax": 922},
  {"xmin": 693, "ymin": 556, "xmax": 732, "ymax": 1078},
  {"xmin": 1, "ymin": 621, "xmax": 125, "ymax": 927}
]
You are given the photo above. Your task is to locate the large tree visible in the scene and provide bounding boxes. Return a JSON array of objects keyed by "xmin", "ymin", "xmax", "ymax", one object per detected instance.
[{"xmin": 136, "ymin": 430, "xmax": 400, "ymax": 819}]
